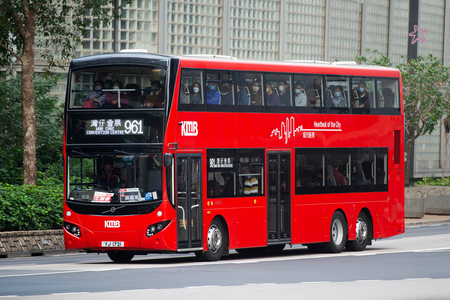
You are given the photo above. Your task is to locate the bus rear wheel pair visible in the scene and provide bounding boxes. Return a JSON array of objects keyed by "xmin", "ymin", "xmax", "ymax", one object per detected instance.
[{"xmin": 307, "ymin": 211, "xmax": 372, "ymax": 253}]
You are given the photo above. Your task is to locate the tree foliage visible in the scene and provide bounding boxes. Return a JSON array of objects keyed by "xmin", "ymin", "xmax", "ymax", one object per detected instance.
[
  {"xmin": 0, "ymin": 0, "xmax": 130, "ymax": 185},
  {"xmin": 0, "ymin": 74, "xmax": 63, "ymax": 185},
  {"xmin": 0, "ymin": 0, "xmax": 129, "ymax": 70},
  {"xmin": 356, "ymin": 49, "xmax": 450, "ymax": 180}
]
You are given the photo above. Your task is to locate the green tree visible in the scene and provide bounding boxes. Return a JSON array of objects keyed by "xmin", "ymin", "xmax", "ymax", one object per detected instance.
[
  {"xmin": 357, "ymin": 49, "xmax": 450, "ymax": 182},
  {"xmin": 0, "ymin": 0, "xmax": 130, "ymax": 185},
  {"xmin": 0, "ymin": 74, "xmax": 63, "ymax": 185}
]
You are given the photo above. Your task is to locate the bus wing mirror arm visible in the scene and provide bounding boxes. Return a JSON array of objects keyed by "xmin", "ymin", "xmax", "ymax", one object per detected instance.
[{"xmin": 164, "ymin": 153, "xmax": 173, "ymax": 168}]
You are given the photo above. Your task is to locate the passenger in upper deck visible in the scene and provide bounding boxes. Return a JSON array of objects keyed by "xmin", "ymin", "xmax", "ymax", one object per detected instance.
[
  {"xmin": 190, "ymin": 81, "xmax": 202, "ymax": 104},
  {"xmin": 294, "ymin": 81, "xmax": 307, "ymax": 107},
  {"xmin": 219, "ymin": 82, "xmax": 233, "ymax": 105},
  {"xmin": 278, "ymin": 80, "xmax": 291, "ymax": 106},
  {"xmin": 249, "ymin": 80, "xmax": 262, "ymax": 105},
  {"xmin": 105, "ymin": 80, "xmax": 128, "ymax": 108},
  {"xmin": 356, "ymin": 81, "xmax": 370, "ymax": 109},
  {"xmin": 327, "ymin": 86, "xmax": 347, "ymax": 108},
  {"xmin": 82, "ymin": 80, "xmax": 106, "ymax": 108},
  {"xmin": 236, "ymin": 80, "xmax": 250, "ymax": 105},
  {"xmin": 143, "ymin": 81, "xmax": 164, "ymax": 107},
  {"xmin": 266, "ymin": 82, "xmax": 280, "ymax": 106},
  {"xmin": 206, "ymin": 81, "xmax": 220, "ymax": 105}
]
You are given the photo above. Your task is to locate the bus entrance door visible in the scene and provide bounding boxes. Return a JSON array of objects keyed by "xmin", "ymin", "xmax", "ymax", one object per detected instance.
[
  {"xmin": 176, "ymin": 154, "xmax": 203, "ymax": 251},
  {"xmin": 267, "ymin": 152, "xmax": 291, "ymax": 245}
]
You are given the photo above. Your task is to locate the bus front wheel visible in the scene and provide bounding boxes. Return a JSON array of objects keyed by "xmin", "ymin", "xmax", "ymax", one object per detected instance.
[
  {"xmin": 346, "ymin": 211, "xmax": 371, "ymax": 251},
  {"xmin": 323, "ymin": 211, "xmax": 347, "ymax": 253},
  {"xmin": 203, "ymin": 219, "xmax": 227, "ymax": 261},
  {"xmin": 107, "ymin": 251, "xmax": 134, "ymax": 263}
]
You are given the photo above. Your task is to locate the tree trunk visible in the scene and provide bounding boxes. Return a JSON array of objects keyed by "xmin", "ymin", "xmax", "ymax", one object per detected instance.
[{"xmin": 21, "ymin": 10, "xmax": 37, "ymax": 186}]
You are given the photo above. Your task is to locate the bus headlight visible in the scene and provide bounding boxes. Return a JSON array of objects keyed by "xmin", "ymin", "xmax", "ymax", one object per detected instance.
[
  {"xmin": 64, "ymin": 221, "xmax": 81, "ymax": 237},
  {"xmin": 146, "ymin": 220, "xmax": 171, "ymax": 238}
]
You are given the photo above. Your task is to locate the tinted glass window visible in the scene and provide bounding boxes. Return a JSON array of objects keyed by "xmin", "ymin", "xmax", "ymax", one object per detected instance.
[
  {"xmin": 68, "ymin": 154, "xmax": 163, "ymax": 204},
  {"xmin": 325, "ymin": 76, "xmax": 349, "ymax": 113},
  {"xmin": 266, "ymin": 73, "xmax": 292, "ymax": 107},
  {"xmin": 236, "ymin": 72, "xmax": 264, "ymax": 111},
  {"xmin": 296, "ymin": 148, "xmax": 388, "ymax": 195},
  {"xmin": 207, "ymin": 150, "xmax": 237, "ymax": 198},
  {"xmin": 205, "ymin": 71, "xmax": 235, "ymax": 110},
  {"xmin": 293, "ymin": 74, "xmax": 322, "ymax": 108},
  {"xmin": 376, "ymin": 78, "xmax": 400, "ymax": 114},
  {"xmin": 70, "ymin": 65, "xmax": 166, "ymax": 109},
  {"xmin": 351, "ymin": 77, "xmax": 374, "ymax": 114},
  {"xmin": 179, "ymin": 69, "xmax": 204, "ymax": 106},
  {"xmin": 238, "ymin": 149, "xmax": 264, "ymax": 196}
]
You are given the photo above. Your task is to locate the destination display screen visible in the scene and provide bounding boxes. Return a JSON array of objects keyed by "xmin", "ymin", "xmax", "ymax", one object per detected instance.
[
  {"xmin": 66, "ymin": 112, "xmax": 163, "ymax": 145},
  {"xmin": 85, "ymin": 119, "xmax": 144, "ymax": 136}
]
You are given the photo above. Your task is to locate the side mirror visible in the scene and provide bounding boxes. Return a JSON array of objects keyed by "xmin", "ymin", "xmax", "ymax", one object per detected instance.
[{"xmin": 164, "ymin": 153, "xmax": 173, "ymax": 168}]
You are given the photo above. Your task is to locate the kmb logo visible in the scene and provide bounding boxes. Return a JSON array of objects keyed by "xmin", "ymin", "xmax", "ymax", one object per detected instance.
[
  {"xmin": 181, "ymin": 121, "xmax": 198, "ymax": 136},
  {"xmin": 105, "ymin": 220, "xmax": 120, "ymax": 228}
]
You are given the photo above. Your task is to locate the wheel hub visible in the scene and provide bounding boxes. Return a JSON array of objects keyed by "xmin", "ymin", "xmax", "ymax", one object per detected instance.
[
  {"xmin": 207, "ymin": 224, "xmax": 222, "ymax": 253},
  {"xmin": 355, "ymin": 217, "xmax": 368, "ymax": 243},
  {"xmin": 332, "ymin": 219, "xmax": 344, "ymax": 245}
]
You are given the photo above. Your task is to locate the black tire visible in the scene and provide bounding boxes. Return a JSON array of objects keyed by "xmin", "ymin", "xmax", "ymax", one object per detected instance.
[
  {"xmin": 202, "ymin": 218, "xmax": 227, "ymax": 261},
  {"xmin": 346, "ymin": 211, "xmax": 371, "ymax": 251},
  {"xmin": 107, "ymin": 251, "xmax": 134, "ymax": 263},
  {"xmin": 322, "ymin": 211, "xmax": 347, "ymax": 253},
  {"xmin": 307, "ymin": 243, "xmax": 323, "ymax": 253},
  {"xmin": 236, "ymin": 247, "xmax": 267, "ymax": 257},
  {"xmin": 267, "ymin": 244, "xmax": 285, "ymax": 253}
]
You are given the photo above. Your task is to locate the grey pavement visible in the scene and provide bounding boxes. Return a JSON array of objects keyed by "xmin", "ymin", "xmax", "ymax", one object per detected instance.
[{"xmin": 405, "ymin": 214, "xmax": 450, "ymax": 228}]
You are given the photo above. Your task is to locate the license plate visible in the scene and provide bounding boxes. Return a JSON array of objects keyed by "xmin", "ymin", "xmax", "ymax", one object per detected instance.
[{"xmin": 101, "ymin": 241, "xmax": 125, "ymax": 247}]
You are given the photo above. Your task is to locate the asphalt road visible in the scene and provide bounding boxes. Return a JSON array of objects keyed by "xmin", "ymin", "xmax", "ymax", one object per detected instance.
[{"xmin": 1, "ymin": 224, "xmax": 449, "ymax": 300}]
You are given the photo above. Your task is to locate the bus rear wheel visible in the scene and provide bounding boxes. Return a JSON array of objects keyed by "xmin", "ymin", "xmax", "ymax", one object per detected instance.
[
  {"xmin": 322, "ymin": 211, "xmax": 347, "ymax": 253},
  {"xmin": 203, "ymin": 219, "xmax": 227, "ymax": 261},
  {"xmin": 107, "ymin": 251, "xmax": 134, "ymax": 263},
  {"xmin": 346, "ymin": 211, "xmax": 371, "ymax": 251}
]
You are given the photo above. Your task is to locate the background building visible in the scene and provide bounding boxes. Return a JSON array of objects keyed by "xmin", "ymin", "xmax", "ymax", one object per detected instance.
[{"xmin": 10, "ymin": 0, "xmax": 450, "ymax": 178}]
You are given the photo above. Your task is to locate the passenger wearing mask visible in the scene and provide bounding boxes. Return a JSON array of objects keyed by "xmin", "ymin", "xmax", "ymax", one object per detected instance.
[
  {"xmin": 143, "ymin": 81, "xmax": 164, "ymax": 107},
  {"xmin": 206, "ymin": 81, "xmax": 220, "ymax": 105},
  {"xmin": 83, "ymin": 79, "xmax": 106, "ymax": 108},
  {"xmin": 105, "ymin": 80, "xmax": 128, "ymax": 108},
  {"xmin": 278, "ymin": 80, "xmax": 291, "ymax": 106},
  {"xmin": 329, "ymin": 86, "xmax": 347, "ymax": 108},
  {"xmin": 190, "ymin": 81, "xmax": 202, "ymax": 104},
  {"xmin": 249, "ymin": 80, "xmax": 262, "ymax": 105},
  {"xmin": 294, "ymin": 82, "xmax": 307, "ymax": 107},
  {"xmin": 356, "ymin": 82, "xmax": 370, "ymax": 108}
]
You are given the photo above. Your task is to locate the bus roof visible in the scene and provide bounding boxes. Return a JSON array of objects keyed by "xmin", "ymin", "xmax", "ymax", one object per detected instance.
[
  {"xmin": 69, "ymin": 52, "xmax": 174, "ymax": 70},
  {"xmin": 177, "ymin": 55, "xmax": 401, "ymax": 78},
  {"xmin": 69, "ymin": 52, "xmax": 400, "ymax": 78}
]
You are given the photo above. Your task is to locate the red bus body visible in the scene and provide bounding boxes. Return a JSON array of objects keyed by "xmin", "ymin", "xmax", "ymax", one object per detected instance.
[{"xmin": 63, "ymin": 54, "xmax": 404, "ymax": 261}]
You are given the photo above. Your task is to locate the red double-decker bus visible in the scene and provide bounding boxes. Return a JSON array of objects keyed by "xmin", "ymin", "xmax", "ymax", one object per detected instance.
[{"xmin": 63, "ymin": 52, "xmax": 404, "ymax": 262}]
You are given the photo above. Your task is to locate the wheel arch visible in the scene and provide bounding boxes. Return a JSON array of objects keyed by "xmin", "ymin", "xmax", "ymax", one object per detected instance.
[{"xmin": 334, "ymin": 208, "xmax": 349, "ymax": 230}]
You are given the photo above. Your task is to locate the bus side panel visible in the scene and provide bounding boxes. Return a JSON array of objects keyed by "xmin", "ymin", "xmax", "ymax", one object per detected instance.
[
  {"xmin": 291, "ymin": 193, "xmax": 393, "ymax": 245},
  {"xmin": 203, "ymin": 197, "xmax": 267, "ymax": 250}
]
